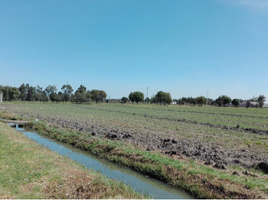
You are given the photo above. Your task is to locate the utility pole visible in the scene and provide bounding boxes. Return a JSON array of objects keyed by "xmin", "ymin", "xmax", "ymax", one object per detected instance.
[{"xmin": 206, "ymin": 91, "xmax": 209, "ymax": 105}]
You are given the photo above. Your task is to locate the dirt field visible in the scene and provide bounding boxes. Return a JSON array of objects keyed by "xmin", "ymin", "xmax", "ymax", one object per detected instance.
[{"xmin": 2, "ymin": 102, "xmax": 268, "ymax": 171}]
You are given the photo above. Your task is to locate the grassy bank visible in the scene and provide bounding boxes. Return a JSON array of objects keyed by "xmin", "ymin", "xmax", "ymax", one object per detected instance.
[
  {"xmin": 1, "ymin": 110, "xmax": 268, "ymax": 198},
  {"xmin": 0, "ymin": 121, "xmax": 145, "ymax": 199}
]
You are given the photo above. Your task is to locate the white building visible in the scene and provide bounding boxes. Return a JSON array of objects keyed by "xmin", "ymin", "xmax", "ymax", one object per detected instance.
[{"xmin": 263, "ymin": 101, "xmax": 268, "ymax": 108}]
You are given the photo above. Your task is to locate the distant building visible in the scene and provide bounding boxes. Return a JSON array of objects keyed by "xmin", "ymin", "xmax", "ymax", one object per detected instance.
[
  {"xmin": 263, "ymin": 101, "xmax": 268, "ymax": 108},
  {"xmin": 171, "ymin": 101, "xmax": 177, "ymax": 105},
  {"xmin": 240, "ymin": 102, "xmax": 259, "ymax": 107}
]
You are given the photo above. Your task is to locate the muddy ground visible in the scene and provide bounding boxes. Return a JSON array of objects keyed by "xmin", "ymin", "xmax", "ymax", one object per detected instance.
[{"xmin": 34, "ymin": 115, "xmax": 268, "ymax": 171}]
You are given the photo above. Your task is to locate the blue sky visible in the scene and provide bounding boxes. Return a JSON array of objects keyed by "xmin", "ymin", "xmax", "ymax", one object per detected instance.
[{"xmin": 0, "ymin": 0, "xmax": 268, "ymax": 100}]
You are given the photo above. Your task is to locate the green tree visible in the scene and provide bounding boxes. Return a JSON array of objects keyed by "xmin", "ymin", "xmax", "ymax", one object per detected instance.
[
  {"xmin": 189, "ymin": 97, "xmax": 197, "ymax": 106},
  {"xmin": 26, "ymin": 86, "xmax": 36, "ymax": 101},
  {"xmin": 215, "ymin": 96, "xmax": 223, "ymax": 107},
  {"xmin": 91, "ymin": 90, "xmax": 107, "ymax": 103},
  {"xmin": 258, "ymin": 95, "xmax": 266, "ymax": 108},
  {"xmin": 49, "ymin": 92, "xmax": 58, "ymax": 103},
  {"xmin": 216, "ymin": 95, "xmax": 231, "ymax": 107},
  {"xmin": 57, "ymin": 92, "xmax": 63, "ymax": 102},
  {"xmin": 61, "ymin": 84, "xmax": 73, "ymax": 102},
  {"xmin": 222, "ymin": 95, "xmax": 231, "ymax": 106},
  {"xmin": 164, "ymin": 93, "xmax": 172, "ymax": 105},
  {"xmin": 98, "ymin": 90, "xmax": 107, "ymax": 102},
  {"xmin": 74, "ymin": 85, "xmax": 87, "ymax": 103},
  {"xmin": 231, "ymin": 99, "xmax": 240, "ymax": 107},
  {"xmin": 128, "ymin": 92, "xmax": 134, "ymax": 103},
  {"xmin": 150, "ymin": 95, "xmax": 156, "ymax": 104},
  {"xmin": 19, "ymin": 84, "xmax": 27, "ymax": 101},
  {"xmin": 196, "ymin": 96, "xmax": 206, "ymax": 106},
  {"xmin": 129, "ymin": 91, "xmax": 144, "ymax": 104},
  {"xmin": 121, "ymin": 97, "xmax": 128, "ymax": 104},
  {"xmin": 2, "ymin": 86, "xmax": 19, "ymax": 101},
  {"xmin": 34, "ymin": 86, "xmax": 44, "ymax": 101},
  {"xmin": 86, "ymin": 90, "xmax": 91, "ymax": 102},
  {"xmin": 155, "ymin": 91, "xmax": 172, "ymax": 105},
  {"xmin": 45, "ymin": 85, "xmax": 57, "ymax": 96}
]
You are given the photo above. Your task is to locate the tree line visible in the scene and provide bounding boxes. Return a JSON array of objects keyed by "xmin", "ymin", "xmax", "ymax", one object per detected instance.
[
  {"xmin": 0, "ymin": 84, "xmax": 266, "ymax": 108},
  {"xmin": 0, "ymin": 84, "xmax": 107, "ymax": 103},
  {"xmin": 173, "ymin": 95, "xmax": 266, "ymax": 108},
  {"xmin": 120, "ymin": 91, "xmax": 173, "ymax": 105}
]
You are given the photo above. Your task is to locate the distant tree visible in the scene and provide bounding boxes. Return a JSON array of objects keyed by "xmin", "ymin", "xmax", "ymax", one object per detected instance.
[
  {"xmin": 57, "ymin": 92, "xmax": 63, "ymax": 102},
  {"xmin": 19, "ymin": 84, "xmax": 27, "ymax": 101},
  {"xmin": 34, "ymin": 85, "xmax": 43, "ymax": 101},
  {"xmin": 165, "ymin": 93, "xmax": 172, "ymax": 105},
  {"xmin": 129, "ymin": 91, "xmax": 144, "ymax": 104},
  {"xmin": 258, "ymin": 95, "xmax": 266, "ymax": 108},
  {"xmin": 98, "ymin": 90, "xmax": 107, "ymax": 102},
  {"xmin": 216, "ymin": 95, "xmax": 231, "ymax": 107},
  {"xmin": 2, "ymin": 86, "xmax": 19, "ymax": 101},
  {"xmin": 26, "ymin": 86, "xmax": 36, "ymax": 101},
  {"xmin": 150, "ymin": 95, "xmax": 156, "ymax": 104},
  {"xmin": 74, "ymin": 85, "xmax": 87, "ymax": 103},
  {"xmin": 90, "ymin": 90, "xmax": 107, "ymax": 103},
  {"xmin": 231, "ymin": 99, "xmax": 240, "ymax": 107},
  {"xmin": 196, "ymin": 96, "xmax": 206, "ymax": 106},
  {"xmin": 189, "ymin": 97, "xmax": 197, "ymax": 106},
  {"xmin": 86, "ymin": 90, "xmax": 91, "ymax": 102},
  {"xmin": 61, "ymin": 84, "xmax": 73, "ymax": 102},
  {"xmin": 222, "ymin": 95, "xmax": 231, "ymax": 106},
  {"xmin": 90, "ymin": 90, "xmax": 99, "ymax": 103},
  {"xmin": 155, "ymin": 91, "xmax": 172, "ymax": 105},
  {"xmin": 177, "ymin": 98, "xmax": 185, "ymax": 105},
  {"xmin": 145, "ymin": 97, "xmax": 150, "ymax": 104},
  {"xmin": 215, "ymin": 96, "xmax": 223, "ymax": 107},
  {"xmin": 121, "ymin": 97, "xmax": 128, "ymax": 104},
  {"xmin": 128, "ymin": 92, "xmax": 134, "ymax": 103},
  {"xmin": 155, "ymin": 91, "xmax": 165, "ymax": 104},
  {"xmin": 45, "ymin": 85, "xmax": 57, "ymax": 97},
  {"xmin": 246, "ymin": 100, "xmax": 251, "ymax": 108},
  {"xmin": 49, "ymin": 92, "xmax": 58, "ymax": 103}
]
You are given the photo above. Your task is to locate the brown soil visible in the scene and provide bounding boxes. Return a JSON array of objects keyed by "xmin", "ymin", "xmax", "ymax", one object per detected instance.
[{"xmin": 37, "ymin": 115, "xmax": 268, "ymax": 171}]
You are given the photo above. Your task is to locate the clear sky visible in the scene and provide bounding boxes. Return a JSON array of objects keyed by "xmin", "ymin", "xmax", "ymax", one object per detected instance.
[{"xmin": 0, "ymin": 0, "xmax": 268, "ymax": 100}]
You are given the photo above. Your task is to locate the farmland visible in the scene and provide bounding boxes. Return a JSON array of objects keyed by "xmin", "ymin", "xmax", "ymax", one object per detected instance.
[{"xmin": 2, "ymin": 102, "xmax": 268, "ymax": 198}]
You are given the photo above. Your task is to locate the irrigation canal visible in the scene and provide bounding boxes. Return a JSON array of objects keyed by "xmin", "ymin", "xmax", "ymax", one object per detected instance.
[{"xmin": 9, "ymin": 124, "xmax": 193, "ymax": 199}]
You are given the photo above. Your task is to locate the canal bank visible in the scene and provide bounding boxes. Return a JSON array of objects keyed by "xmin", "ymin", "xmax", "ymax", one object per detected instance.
[
  {"xmin": 12, "ymin": 124, "xmax": 192, "ymax": 199},
  {"xmin": 0, "ymin": 122, "xmax": 145, "ymax": 199}
]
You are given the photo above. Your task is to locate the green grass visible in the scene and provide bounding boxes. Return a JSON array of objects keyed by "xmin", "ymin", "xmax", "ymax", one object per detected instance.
[{"xmin": 0, "ymin": 122, "xmax": 146, "ymax": 199}]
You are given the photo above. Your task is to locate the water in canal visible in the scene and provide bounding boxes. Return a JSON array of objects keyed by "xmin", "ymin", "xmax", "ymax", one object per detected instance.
[{"xmin": 10, "ymin": 124, "xmax": 193, "ymax": 199}]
